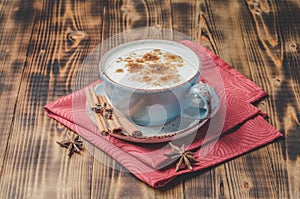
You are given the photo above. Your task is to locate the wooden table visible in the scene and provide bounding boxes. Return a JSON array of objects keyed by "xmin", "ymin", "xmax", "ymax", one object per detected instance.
[{"xmin": 0, "ymin": 0, "xmax": 299, "ymax": 198}]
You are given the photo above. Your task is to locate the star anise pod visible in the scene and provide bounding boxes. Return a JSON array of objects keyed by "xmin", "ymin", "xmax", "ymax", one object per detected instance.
[
  {"xmin": 164, "ymin": 143, "xmax": 199, "ymax": 172},
  {"xmin": 91, "ymin": 102, "xmax": 114, "ymax": 120},
  {"xmin": 56, "ymin": 135, "xmax": 84, "ymax": 157},
  {"xmin": 91, "ymin": 103, "xmax": 104, "ymax": 114}
]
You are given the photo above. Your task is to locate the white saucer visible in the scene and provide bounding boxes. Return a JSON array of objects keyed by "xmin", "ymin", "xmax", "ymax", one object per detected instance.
[{"xmin": 87, "ymin": 82, "xmax": 220, "ymax": 143}]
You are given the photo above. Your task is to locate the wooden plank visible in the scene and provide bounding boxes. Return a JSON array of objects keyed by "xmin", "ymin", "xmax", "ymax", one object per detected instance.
[
  {"xmin": 174, "ymin": 0, "xmax": 295, "ymax": 198},
  {"xmin": 171, "ymin": 0, "xmax": 199, "ymax": 41},
  {"xmin": 216, "ymin": 0, "xmax": 294, "ymax": 197},
  {"xmin": 216, "ymin": 0, "xmax": 292, "ymax": 197},
  {"xmin": 272, "ymin": 1, "xmax": 300, "ymax": 198},
  {"xmin": 90, "ymin": 145, "xmax": 155, "ymax": 198},
  {"xmin": 0, "ymin": 0, "xmax": 38, "ymax": 177},
  {"xmin": 0, "ymin": 0, "xmax": 103, "ymax": 198},
  {"xmin": 119, "ymin": 0, "xmax": 173, "ymax": 30},
  {"xmin": 243, "ymin": 0, "xmax": 299, "ymax": 198}
]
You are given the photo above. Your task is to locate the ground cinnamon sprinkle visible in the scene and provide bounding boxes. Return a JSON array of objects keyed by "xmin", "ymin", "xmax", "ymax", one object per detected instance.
[
  {"xmin": 117, "ymin": 49, "xmax": 183, "ymax": 86},
  {"xmin": 127, "ymin": 62, "xmax": 143, "ymax": 73},
  {"xmin": 142, "ymin": 53, "xmax": 159, "ymax": 61},
  {"xmin": 115, "ymin": 68, "xmax": 124, "ymax": 73},
  {"xmin": 164, "ymin": 53, "xmax": 183, "ymax": 63},
  {"xmin": 148, "ymin": 64, "xmax": 168, "ymax": 73}
]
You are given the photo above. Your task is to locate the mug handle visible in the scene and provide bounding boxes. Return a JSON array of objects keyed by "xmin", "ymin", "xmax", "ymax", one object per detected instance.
[{"xmin": 182, "ymin": 82, "xmax": 211, "ymax": 120}]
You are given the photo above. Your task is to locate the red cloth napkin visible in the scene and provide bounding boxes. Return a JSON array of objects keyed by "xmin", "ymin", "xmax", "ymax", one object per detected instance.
[{"xmin": 44, "ymin": 40, "xmax": 282, "ymax": 188}]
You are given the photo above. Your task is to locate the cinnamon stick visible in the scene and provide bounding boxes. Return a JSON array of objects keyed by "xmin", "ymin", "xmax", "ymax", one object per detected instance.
[
  {"xmin": 112, "ymin": 109, "xmax": 143, "ymax": 137},
  {"xmin": 85, "ymin": 87, "xmax": 109, "ymax": 135},
  {"xmin": 97, "ymin": 95, "xmax": 122, "ymax": 134},
  {"xmin": 96, "ymin": 95, "xmax": 143, "ymax": 137},
  {"xmin": 86, "ymin": 86, "xmax": 143, "ymax": 137}
]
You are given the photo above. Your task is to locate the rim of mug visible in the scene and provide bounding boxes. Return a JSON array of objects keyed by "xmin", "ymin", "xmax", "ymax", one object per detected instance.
[{"xmin": 99, "ymin": 39, "xmax": 202, "ymax": 93}]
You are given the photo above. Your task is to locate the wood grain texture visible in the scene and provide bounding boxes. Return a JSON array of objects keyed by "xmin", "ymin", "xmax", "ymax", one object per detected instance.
[
  {"xmin": 0, "ymin": 0, "xmax": 98, "ymax": 198},
  {"xmin": 193, "ymin": 0, "xmax": 293, "ymax": 198},
  {"xmin": 0, "ymin": 0, "xmax": 299, "ymax": 198},
  {"xmin": 0, "ymin": 0, "xmax": 38, "ymax": 178}
]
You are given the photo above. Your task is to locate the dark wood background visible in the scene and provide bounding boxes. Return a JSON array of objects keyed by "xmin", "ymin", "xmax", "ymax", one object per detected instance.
[{"xmin": 0, "ymin": 0, "xmax": 299, "ymax": 198}]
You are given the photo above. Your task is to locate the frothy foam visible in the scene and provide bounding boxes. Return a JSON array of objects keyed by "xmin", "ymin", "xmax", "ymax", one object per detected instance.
[{"xmin": 102, "ymin": 42, "xmax": 200, "ymax": 90}]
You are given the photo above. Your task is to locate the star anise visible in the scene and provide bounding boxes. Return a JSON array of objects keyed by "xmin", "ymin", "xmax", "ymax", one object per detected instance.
[
  {"xmin": 91, "ymin": 103, "xmax": 104, "ymax": 114},
  {"xmin": 91, "ymin": 102, "xmax": 113, "ymax": 119},
  {"xmin": 56, "ymin": 135, "xmax": 84, "ymax": 157},
  {"xmin": 164, "ymin": 143, "xmax": 199, "ymax": 172}
]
